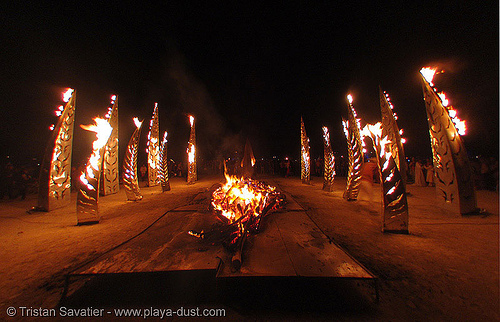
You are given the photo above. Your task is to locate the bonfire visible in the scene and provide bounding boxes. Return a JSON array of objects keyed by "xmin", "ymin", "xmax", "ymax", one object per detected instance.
[{"xmin": 189, "ymin": 171, "xmax": 285, "ymax": 270}]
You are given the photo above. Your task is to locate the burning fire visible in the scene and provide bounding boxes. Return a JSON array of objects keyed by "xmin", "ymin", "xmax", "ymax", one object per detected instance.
[
  {"xmin": 347, "ymin": 94, "xmax": 353, "ymax": 104},
  {"xmin": 383, "ymin": 91, "xmax": 405, "ymax": 143},
  {"xmin": 187, "ymin": 144, "xmax": 195, "ymax": 163},
  {"xmin": 54, "ymin": 88, "xmax": 74, "ymax": 117},
  {"xmin": 204, "ymin": 172, "xmax": 285, "ymax": 250},
  {"xmin": 79, "ymin": 118, "xmax": 113, "ymax": 190},
  {"xmin": 104, "ymin": 94, "xmax": 117, "ymax": 119},
  {"xmin": 420, "ymin": 67, "xmax": 467, "ymax": 135},
  {"xmin": 189, "ymin": 115, "xmax": 194, "ymax": 127},
  {"xmin": 63, "ymin": 88, "xmax": 74, "ymax": 103},
  {"xmin": 133, "ymin": 117, "xmax": 142, "ymax": 128},
  {"xmin": 212, "ymin": 174, "xmax": 271, "ymax": 223}
]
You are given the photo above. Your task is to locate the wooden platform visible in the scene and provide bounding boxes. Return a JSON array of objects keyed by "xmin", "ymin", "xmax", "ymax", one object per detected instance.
[{"xmin": 71, "ymin": 190, "xmax": 375, "ymax": 283}]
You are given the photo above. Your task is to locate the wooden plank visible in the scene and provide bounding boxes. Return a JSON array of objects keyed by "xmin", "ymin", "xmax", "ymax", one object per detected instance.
[
  {"xmin": 75, "ymin": 211, "xmax": 221, "ymax": 275},
  {"xmin": 274, "ymin": 210, "xmax": 374, "ymax": 279}
]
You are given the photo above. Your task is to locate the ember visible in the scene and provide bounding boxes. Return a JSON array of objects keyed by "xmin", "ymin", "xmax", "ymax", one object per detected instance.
[{"xmin": 190, "ymin": 172, "xmax": 285, "ymax": 270}]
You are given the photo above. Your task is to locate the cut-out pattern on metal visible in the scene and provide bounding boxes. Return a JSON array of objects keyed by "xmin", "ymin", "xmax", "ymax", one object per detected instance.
[
  {"xmin": 364, "ymin": 123, "xmax": 409, "ymax": 233},
  {"xmin": 147, "ymin": 103, "xmax": 159, "ymax": 187},
  {"xmin": 36, "ymin": 89, "xmax": 76, "ymax": 211},
  {"xmin": 300, "ymin": 116, "xmax": 310, "ymax": 184},
  {"xmin": 380, "ymin": 87, "xmax": 407, "ymax": 184},
  {"xmin": 159, "ymin": 131, "xmax": 170, "ymax": 192},
  {"xmin": 123, "ymin": 119, "xmax": 143, "ymax": 201},
  {"xmin": 101, "ymin": 95, "xmax": 119, "ymax": 195},
  {"xmin": 322, "ymin": 126, "xmax": 335, "ymax": 192},
  {"xmin": 343, "ymin": 101, "xmax": 364, "ymax": 201},
  {"xmin": 421, "ymin": 76, "xmax": 477, "ymax": 214},
  {"xmin": 187, "ymin": 115, "xmax": 197, "ymax": 185},
  {"xmin": 77, "ymin": 118, "xmax": 113, "ymax": 225}
]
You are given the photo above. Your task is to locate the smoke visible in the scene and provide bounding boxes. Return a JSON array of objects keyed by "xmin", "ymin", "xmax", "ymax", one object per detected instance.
[{"xmin": 157, "ymin": 47, "xmax": 228, "ymax": 161}]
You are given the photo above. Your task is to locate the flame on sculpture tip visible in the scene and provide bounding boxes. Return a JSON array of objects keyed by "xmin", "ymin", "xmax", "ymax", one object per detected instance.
[
  {"xmin": 189, "ymin": 115, "xmax": 194, "ymax": 127},
  {"xmin": 133, "ymin": 117, "xmax": 142, "ymax": 128},
  {"xmin": 420, "ymin": 67, "xmax": 438, "ymax": 86},
  {"xmin": 347, "ymin": 94, "xmax": 353, "ymax": 104},
  {"xmin": 437, "ymin": 92, "xmax": 449, "ymax": 106},
  {"xmin": 80, "ymin": 117, "xmax": 113, "ymax": 151},
  {"xmin": 62, "ymin": 88, "xmax": 74, "ymax": 103}
]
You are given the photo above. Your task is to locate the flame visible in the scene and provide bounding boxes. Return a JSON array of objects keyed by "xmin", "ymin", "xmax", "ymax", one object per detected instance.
[
  {"xmin": 421, "ymin": 67, "xmax": 467, "ymax": 135},
  {"xmin": 105, "ymin": 107, "xmax": 113, "ymax": 119},
  {"xmin": 347, "ymin": 94, "xmax": 353, "ymax": 104},
  {"xmin": 212, "ymin": 173, "xmax": 276, "ymax": 223},
  {"xmin": 437, "ymin": 92, "xmax": 449, "ymax": 107},
  {"xmin": 362, "ymin": 122, "xmax": 392, "ymax": 159},
  {"xmin": 133, "ymin": 117, "xmax": 142, "ymax": 128},
  {"xmin": 189, "ymin": 115, "xmax": 194, "ymax": 127},
  {"xmin": 420, "ymin": 67, "xmax": 438, "ymax": 86},
  {"xmin": 62, "ymin": 88, "xmax": 74, "ymax": 103},
  {"xmin": 322, "ymin": 126, "xmax": 331, "ymax": 148},
  {"xmin": 342, "ymin": 120, "xmax": 349, "ymax": 138},
  {"xmin": 79, "ymin": 117, "xmax": 113, "ymax": 190},
  {"xmin": 187, "ymin": 144, "xmax": 195, "ymax": 163}
]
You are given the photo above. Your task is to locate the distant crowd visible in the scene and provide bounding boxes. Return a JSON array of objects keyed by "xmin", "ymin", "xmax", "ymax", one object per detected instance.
[{"xmin": 0, "ymin": 154, "xmax": 497, "ymax": 201}]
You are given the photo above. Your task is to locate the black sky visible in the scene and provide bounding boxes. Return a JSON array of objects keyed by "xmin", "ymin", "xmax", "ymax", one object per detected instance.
[{"xmin": 1, "ymin": 1, "xmax": 498, "ymax": 166}]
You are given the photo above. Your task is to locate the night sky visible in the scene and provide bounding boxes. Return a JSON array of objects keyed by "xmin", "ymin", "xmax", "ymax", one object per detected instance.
[{"xmin": 1, "ymin": 2, "xmax": 498, "ymax": 168}]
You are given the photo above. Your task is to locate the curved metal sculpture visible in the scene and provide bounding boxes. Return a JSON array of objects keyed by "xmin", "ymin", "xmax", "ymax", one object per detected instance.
[
  {"xmin": 322, "ymin": 126, "xmax": 335, "ymax": 192},
  {"xmin": 187, "ymin": 115, "xmax": 197, "ymax": 185},
  {"xmin": 241, "ymin": 138, "xmax": 256, "ymax": 179},
  {"xmin": 147, "ymin": 103, "xmax": 160, "ymax": 187},
  {"xmin": 420, "ymin": 69, "xmax": 477, "ymax": 215},
  {"xmin": 380, "ymin": 87, "xmax": 407, "ymax": 184},
  {"xmin": 364, "ymin": 123, "xmax": 409, "ymax": 234},
  {"xmin": 123, "ymin": 118, "xmax": 143, "ymax": 201},
  {"xmin": 76, "ymin": 118, "xmax": 113, "ymax": 225},
  {"xmin": 343, "ymin": 95, "xmax": 364, "ymax": 201},
  {"xmin": 300, "ymin": 116, "xmax": 311, "ymax": 184},
  {"xmin": 101, "ymin": 95, "xmax": 119, "ymax": 196},
  {"xmin": 159, "ymin": 131, "xmax": 171, "ymax": 192},
  {"xmin": 35, "ymin": 88, "xmax": 76, "ymax": 211}
]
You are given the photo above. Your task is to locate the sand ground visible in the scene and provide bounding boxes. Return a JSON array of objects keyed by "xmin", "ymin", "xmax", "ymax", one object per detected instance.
[{"xmin": 0, "ymin": 175, "xmax": 497, "ymax": 320}]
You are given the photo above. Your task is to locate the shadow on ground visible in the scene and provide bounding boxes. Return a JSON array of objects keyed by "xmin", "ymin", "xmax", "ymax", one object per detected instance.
[{"xmin": 60, "ymin": 270, "xmax": 377, "ymax": 319}]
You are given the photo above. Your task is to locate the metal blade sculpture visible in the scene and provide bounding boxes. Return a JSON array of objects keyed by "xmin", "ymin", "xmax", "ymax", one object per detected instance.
[
  {"xmin": 300, "ymin": 116, "xmax": 311, "ymax": 184},
  {"xmin": 380, "ymin": 87, "xmax": 407, "ymax": 184},
  {"xmin": 35, "ymin": 88, "xmax": 76, "ymax": 211},
  {"xmin": 123, "ymin": 118, "xmax": 143, "ymax": 201},
  {"xmin": 364, "ymin": 123, "xmax": 409, "ymax": 234},
  {"xmin": 158, "ymin": 131, "xmax": 171, "ymax": 192},
  {"xmin": 240, "ymin": 138, "xmax": 256, "ymax": 179},
  {"xmin": 187, "ymin": 115, "xmax": 197, "ymax": 185},
  {"xmin": 147, "ymin": 103, "xmax": 160, "ymax": 187},
  {"xmin": 343, "ymin": 95, "xmax": 364, "ymax": 201},
  {"xmin": 322, "ymin": 126, "xmax": 335, "ymax": 192},
  {"xmin": 101, "ymin": 95, "xmax": 119, "ymax": 195},
  {"xmin": 76, "ymin": 118, "xmax": 113, "ymax": 225},
  {"xmin": 420, "ymin": 69, "xmax": 477, "ymax": 215}
]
